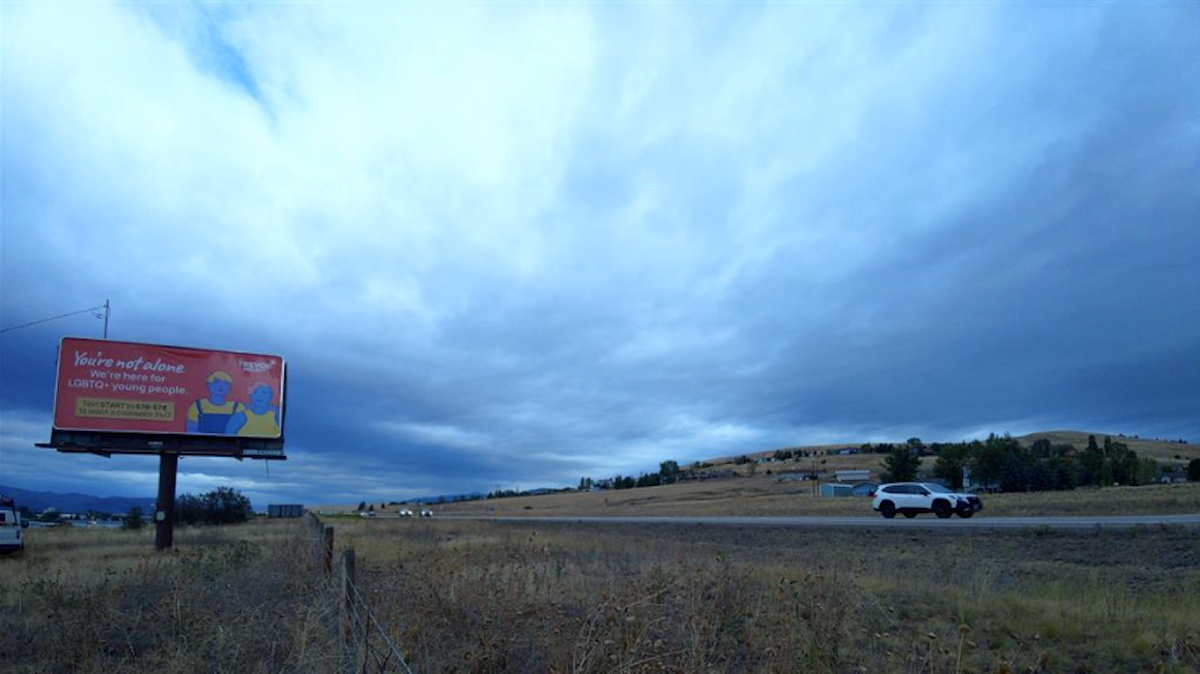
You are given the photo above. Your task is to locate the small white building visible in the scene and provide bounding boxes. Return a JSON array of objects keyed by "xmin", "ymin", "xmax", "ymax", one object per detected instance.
[
  {"xmin": 833, "ymin": 469, "xmax": 871, "ymax": 482},
  {"xmin": 820, "ymin": 481, "xmax": 877, "ymax": 498}
]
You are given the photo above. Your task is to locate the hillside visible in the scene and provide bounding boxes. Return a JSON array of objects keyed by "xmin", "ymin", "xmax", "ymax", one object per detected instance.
[
  {"xmin": 321, "ymin": 429, "xmax": 1197, "ymax": 515},
  {"xmin": 419, "ymin": 429, "xmax": 1197, "ymax": 519},
  {"xmin": 700, "ymin": 430, "xmax": 1197, "ymax": 474},
  {"xmin": 1015, "ymin": 430, "xmax": 1197, "ymax": 464},
  {"xmin": 0, "ymin": 484, "xmax": 155, "ymax": 514}
]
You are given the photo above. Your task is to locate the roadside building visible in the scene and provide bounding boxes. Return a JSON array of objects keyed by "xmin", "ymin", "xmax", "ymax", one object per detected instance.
[
  {"xmin": 820, "ymin": 483, "xmax": 853, "ymax": 497},
  {"xmin": 774, "ymin": 469, "xmax": 828, "ymax": 482},
  {"xmin": 833, "ymin": 469, "xmax": 871, "ymax": 482},
  {"xmin": 850, "ymin": 482, "xmax": 879, "ymax": 497},
  {"xmin": 821, "ymin": 482, "xmax": 878, "ymax": 497},
  {"xmin": 267, "ymin": 504, "xmax": 304, "ymax": 518}
]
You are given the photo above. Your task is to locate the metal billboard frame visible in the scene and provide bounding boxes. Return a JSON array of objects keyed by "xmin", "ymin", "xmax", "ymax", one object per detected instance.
[{"xmin": 39, "ymin": 338, "xmax": 289, "ymax": 551}]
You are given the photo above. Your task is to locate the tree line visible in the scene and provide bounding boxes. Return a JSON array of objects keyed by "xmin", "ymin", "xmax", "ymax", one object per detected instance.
[
  {"xmin": 568, "ymin": 435, "xmax": 1198, "ymax": 498},
  {"xmin": 174, "ymin": 487, "xmax": 254, "ymax": 525},
  {"xmin": 574, "ymin": 460, "xmax": 685, "ymax": 493},
  {"xmin": 881, "ymin": 434, "xmax": 1171, "ymax": 491}
]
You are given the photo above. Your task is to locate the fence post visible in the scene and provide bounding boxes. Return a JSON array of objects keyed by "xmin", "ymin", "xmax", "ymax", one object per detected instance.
[
  {"xmin": 323, "ymin": 526, "xmax": 335, "ymax": 577},
  {"xmin": 340, "ymin": 548, "xmax": 357, "ymax": 673},
  {"xmin": 307, "ymin": 513, "xmax": 322, "ymax": 566}
]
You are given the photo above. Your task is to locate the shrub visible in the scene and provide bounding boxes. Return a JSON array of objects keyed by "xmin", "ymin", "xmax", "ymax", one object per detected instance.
[
  {"xmin": 122, "ymin": 507, "xmax": 144, "ymax": 530},
  {"xmin": 175, "ymin": 487, "xmax": 253, "ymax": 525}
]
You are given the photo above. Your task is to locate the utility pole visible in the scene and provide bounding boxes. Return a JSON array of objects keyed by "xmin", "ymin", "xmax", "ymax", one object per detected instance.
[{"xmin": 103, "ymin": 299, "xmax": 110, "ymax": 338}]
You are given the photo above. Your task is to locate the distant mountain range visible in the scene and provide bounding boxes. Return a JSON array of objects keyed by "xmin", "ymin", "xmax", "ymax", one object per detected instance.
[
  {"xmin": 0, "ymin": 484, "xmax": 155, "ymax": 514},
  {"xmin": 384, "ymin": 492, "xmax": 486, "ymax": 505}
]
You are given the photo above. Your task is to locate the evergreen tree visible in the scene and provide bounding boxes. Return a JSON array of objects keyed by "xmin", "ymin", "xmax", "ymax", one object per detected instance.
[
  {"xmin": 122, "ymin": 507, "xmax": 144, "ymax": 530},
  {"xmin": 659, "ymin": 460, "xmax": 681, "ymax": 483},
  {"xmin": 881, "ymin": 447, "xmax": 920, "ymax": 482},
  {"xmin": 932, "ymin": 443, "xmax": 970, "ymax": 489}
]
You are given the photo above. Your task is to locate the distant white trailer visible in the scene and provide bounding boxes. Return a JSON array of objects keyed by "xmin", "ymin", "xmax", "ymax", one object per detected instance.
[
  {"xmin": 0, "ymin": 494, "xmax": 24, "ymax": 554},
  {"xmin": 834, "ymin": 469, "xmax": 871, "ymax": 482}
]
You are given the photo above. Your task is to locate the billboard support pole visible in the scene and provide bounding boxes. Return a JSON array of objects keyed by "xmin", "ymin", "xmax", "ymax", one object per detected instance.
[{"xmin": 155, "ymin": 452, "xmax": 179, "ymax": 551}]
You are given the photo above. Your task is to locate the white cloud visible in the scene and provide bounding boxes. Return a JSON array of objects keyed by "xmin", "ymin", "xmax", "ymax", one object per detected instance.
[{"xmin": 375, "ymin": 421, "xmax": 490, "ymax": 451}]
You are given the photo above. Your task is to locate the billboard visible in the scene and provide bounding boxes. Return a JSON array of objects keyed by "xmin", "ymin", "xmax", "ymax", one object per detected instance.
[{"xmin": 53, "ymin": 338, "xmax": 285, "ymax": 439}]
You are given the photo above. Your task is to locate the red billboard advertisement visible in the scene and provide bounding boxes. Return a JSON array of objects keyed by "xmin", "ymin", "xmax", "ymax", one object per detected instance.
[{"xmin": 53, "ymin": 338, "xmax": 285, "ymax": 439}]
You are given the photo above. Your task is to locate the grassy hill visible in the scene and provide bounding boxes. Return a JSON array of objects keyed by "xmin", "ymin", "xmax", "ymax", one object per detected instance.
[
  {"xmin": 418, "ymin": 429, "xmax": 1198, "ymax": 519},
  {"xmin": 697, "ymin": 429, "xmax": 1197, "ymax": 476},
  {"xmin": 322, "ymin": 429, "xmax": 1197, "ymax": 518},
  {"xmin": 1016, "ymin": 430, "xmax": 1198, "ymax": 464}
]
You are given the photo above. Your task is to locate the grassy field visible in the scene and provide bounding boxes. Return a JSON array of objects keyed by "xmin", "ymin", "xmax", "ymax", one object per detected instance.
[
  {"xmin": 0, "ymin": 520, "xmax": 336, "ymax": 674},
  {"xmin": 3, "ymin": 516, "xmax": 1198, "ymax": 673},
  {"xmin": 331, "ymin": 517, "xmax": 1200, "ymax": 673},
  {"xmin": 419, "ymin": 478, "xmax": 1200, "ymax": 519}
]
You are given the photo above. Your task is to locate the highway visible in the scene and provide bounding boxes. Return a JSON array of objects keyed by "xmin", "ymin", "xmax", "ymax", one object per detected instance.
[{"xmin": 444, "ymin": 514, "xmax": 1200, "ymax": 530}]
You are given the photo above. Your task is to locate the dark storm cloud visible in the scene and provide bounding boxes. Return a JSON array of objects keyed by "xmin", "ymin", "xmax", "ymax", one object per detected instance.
[{"xmin": 1, "ymin": 2, "xmax": 1197, "ymax": 505}]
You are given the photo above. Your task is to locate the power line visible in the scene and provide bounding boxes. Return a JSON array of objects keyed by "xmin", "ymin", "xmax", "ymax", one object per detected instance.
[{"xmin": 0, "ymin": 304, "xmax": 106, "ymax": 334}]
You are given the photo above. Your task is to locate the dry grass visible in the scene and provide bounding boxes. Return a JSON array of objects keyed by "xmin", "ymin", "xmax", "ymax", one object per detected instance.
[
  {"xmin": 0, "ymin": 520, "xmax": 339, "ymax": 674},
  {"xmin": 977, "ymin": 483, "xmax": 1200, "ymax": 517},
  {"xmin": 328, "ymin": 518, "xmax": 1200, "ymax": 673},
  {"xmin": 3, "ymin": 516, "xmax": 1198, "ymax": 673}
]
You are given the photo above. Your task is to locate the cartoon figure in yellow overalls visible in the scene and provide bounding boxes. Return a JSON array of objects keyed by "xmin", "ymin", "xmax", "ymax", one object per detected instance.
[
  {"xmin": 225, "ymin": 382, "xmax": 281, "ymax": 437},
  {"xmin": 187, "ymin": 370, "xmax": 243, "ymax": 434}
]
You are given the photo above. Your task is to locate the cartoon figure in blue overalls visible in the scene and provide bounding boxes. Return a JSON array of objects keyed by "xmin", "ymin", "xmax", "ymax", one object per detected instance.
[
  {"xmin": 225, "ymin": 382, "xmax": 281, "ymax": 437},
  {"xmin": 186, "ymin": 370, "xmax": 243, "ymax": 434}
]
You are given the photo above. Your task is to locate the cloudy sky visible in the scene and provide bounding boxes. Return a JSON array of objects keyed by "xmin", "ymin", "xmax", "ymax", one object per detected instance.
[{"xmin": 1, "ymin": 2, "xmax": 1197, "ymax": 506}]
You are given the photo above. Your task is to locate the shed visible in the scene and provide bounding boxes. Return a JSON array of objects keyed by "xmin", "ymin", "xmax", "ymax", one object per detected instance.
[
  {"xmin": 833, "ymin": 469, "xmax": 871, "ymax": 482},
  {"xmin": 820, "ymin": 483, "xmax": 854, "ymax": 497},
  {"xmin": 267, "ymin": 504, "xmax": 304, "ymax": 518},
  {"xmin": 850, "ymin": 482, "xmax": 878, "ymax": 497}
]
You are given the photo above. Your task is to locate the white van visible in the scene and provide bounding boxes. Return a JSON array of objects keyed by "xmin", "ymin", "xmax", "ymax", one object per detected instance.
[{"xmin": 0, "ymin": 495, "xmax": 24, "ymax": 554}]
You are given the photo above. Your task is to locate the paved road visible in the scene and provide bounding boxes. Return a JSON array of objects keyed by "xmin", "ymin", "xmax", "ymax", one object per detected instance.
[{"xmin": 443, "ymin": 514, "xmax": 1200, "ymax": 530}]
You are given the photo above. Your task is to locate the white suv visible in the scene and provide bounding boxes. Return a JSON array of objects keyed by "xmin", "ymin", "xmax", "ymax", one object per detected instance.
[
  {"xmin": 0, "ymin": 495, "xmax": 24, "ymax": 554},
  {"xmin": 872, "ymin": 482, "xmax": 982, "ymax": 519}
]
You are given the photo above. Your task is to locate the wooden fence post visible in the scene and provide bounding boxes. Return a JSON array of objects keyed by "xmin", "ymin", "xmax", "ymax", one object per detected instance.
[
  {"xmin": 307, "ymin": 512, "xmax": 322, "ymax": 566},
  {"xmin": 340, "ymin": 548, "xmax": 357, "ymax": 673},
  {"xmin": 323, "ymin": 526, "xmax": 335, "ymax": 577}
]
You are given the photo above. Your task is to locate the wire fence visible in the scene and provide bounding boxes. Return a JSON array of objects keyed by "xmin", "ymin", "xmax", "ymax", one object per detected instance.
[
  {"xmin": 306, "ymin": 512, "xmax": 415, "ymax": 674},
  {"xmin": 345, "ymin": 577, "xmax": 415, "ymax": 674}
]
